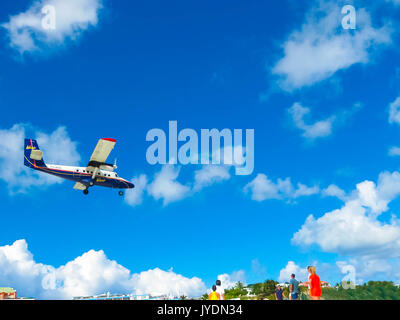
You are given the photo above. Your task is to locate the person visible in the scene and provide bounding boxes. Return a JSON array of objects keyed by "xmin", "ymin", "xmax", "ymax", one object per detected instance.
[
  {"xmin": 289, "ymin": 273, "xmax": 299, "ymax": 300},
  {"xmin": 215, "ymin": 280, "xmax": 225, "ymax": 300},
  {"xmin": 275, "ymin": 285, "xmax": 284, "ymax": 300},
  {"xmin": 307, "ymin": 266, "xmax": 322, "ymax": 300},
  {"xmin": 208, "ymin": 285, "xmax": 221, "ymax": 300}
]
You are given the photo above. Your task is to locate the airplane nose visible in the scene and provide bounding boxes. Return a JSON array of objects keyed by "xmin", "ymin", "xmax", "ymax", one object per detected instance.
[{"xmin": 128, "ymin": 182, "xmax": 135, "ymax": 189}]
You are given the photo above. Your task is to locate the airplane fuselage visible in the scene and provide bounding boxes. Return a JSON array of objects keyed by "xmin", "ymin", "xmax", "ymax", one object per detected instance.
[{"xmin": 34, "ymin": 164, "xmax": 134, "ymax": 189}]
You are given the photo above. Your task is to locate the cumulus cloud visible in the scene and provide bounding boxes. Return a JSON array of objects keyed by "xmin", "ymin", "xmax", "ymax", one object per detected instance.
[
  {"xmin": 2, "ymin": 0, "xmax": 103, "ymax": 54},
  {"xmin": 288, "ymin": 102, "xmax": 335, "ymax": 139},
  {"xmin": 124, "ymin": 164, "xmax": 234, "ymax": 207},
  {"xmin": 0, "ymin": 124, "xmax": 80, "ymax": 193},
  {"xmin": 278, "ymin": 261, "xmax": 309, "ymax": 283},
  {"xmin": 244, "ymin": 173, "xmax": 319, "ymax": 202},
  {"xmin": 124, "ymin": 174, "xmax": 148, "ymax": 206},
  {"xmin": 388, "ymin": 96, "xmax": 400, "ymax": 125},
  {"xmin": 321, "ymin": 184, "xmax": 347, "ymax": 201},
  {"xmin": 292, "ymin": 171, "xmax": 400, "ymax": 258},
  {"xmin": 288, "ymin": 102, "xmax": 362, "ymax": 139},
  {"xmin": 0, "ymin": 239, "xmax": 206, "ymax": 299},
  {"xmin": 272, "ymin": 1, "xmax": 392, "ymax": 91},
  {"xmin": 193, "ymin": 165, "xmax": 231, "ymax": 191},
  {"xmin": 147, "ymin": 165, "xmax": 191, "ymax": 206},
  {"xmin": 217, "ymin": 270, "xmax": 246, "ymax": 291},
  {"xmin": 336, "ymin": 257, "xmax": 400, "ymax": 284},
  {"xmin": 132, "ymin": 268, "xmax": 206, "ymax": 297}
]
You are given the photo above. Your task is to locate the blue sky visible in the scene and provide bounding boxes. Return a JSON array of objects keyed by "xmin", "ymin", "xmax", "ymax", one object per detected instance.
[{"xmin": 1, "ymin": 0, "xmax": 400, "ymax": 299}]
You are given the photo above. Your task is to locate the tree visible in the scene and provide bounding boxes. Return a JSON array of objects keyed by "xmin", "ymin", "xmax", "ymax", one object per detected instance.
[
  {"xmin": 224, "ymin": 282, "xmax": 248, "ymax": 300},
  {"xmin": 201, "ymin": 293, "xmax": 209, "ymax": 300},
  {"xmin": 262, "ymin": 280, "xmax": 278, "ymax": 296}
]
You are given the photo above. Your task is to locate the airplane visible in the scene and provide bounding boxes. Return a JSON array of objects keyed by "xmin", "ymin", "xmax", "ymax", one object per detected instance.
[{"xmin": 24, "ymin": 138, "xmax": 135, "ymax": 195}]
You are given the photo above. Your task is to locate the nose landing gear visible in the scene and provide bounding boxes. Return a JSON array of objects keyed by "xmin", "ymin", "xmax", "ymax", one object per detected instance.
[{"xmin": 118, "ymin": 190, "xmax": 124, "ymax": 196}]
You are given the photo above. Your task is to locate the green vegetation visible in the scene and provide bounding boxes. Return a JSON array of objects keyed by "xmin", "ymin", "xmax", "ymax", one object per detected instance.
[
  {"xmin": 201, "ymin": 293, "xmax": 209, "ymax": 300},
  {"xmin": 248, "ymin": 280, "xmax": 278, "ymax": 299},
  {"xmin": 200, "ymin": 280, "xmax": 400, "ymax": 300},
  {"xmin": 322, "ymin": 281, "xmax": 400, "ymax": 300},
  {"xmin": 224, "ymin": 282, "xmax": 248, "ymax": 300}
]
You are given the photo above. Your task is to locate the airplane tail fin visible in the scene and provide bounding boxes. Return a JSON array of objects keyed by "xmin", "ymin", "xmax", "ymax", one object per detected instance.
[{"xmin": 24, "ymin": 139, "xmax": 46, "ymax": 169}]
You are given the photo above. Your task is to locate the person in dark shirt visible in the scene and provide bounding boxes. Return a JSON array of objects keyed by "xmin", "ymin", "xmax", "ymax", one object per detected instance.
[{"xmin": 275, "ymin": 285, "xmax": 284, "ymax": 300}]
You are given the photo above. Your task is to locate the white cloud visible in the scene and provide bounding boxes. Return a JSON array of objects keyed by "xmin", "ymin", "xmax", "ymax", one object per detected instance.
[
  {"xmin": 336, "ymin": 257, "xmax": 400, "ymax": 284},
  {"xmin": 388, "ymin": 96, "xmax": 400, "ymax": 125},
  {"xmin": 278, "ymin": 261, "xmax": 309, "ymax": 283},
  {"xmin": 244, "ymin": 173, "xmax": 319, "ymax": 202},
  {"xmin": 193, "ymin": 165, "xmax": 231, "ymax": 191},
  {"xmin": 0, "ymin": 239, "xmax": 206, "ymax": 299},
  {"xmin": 2, "ymin": 0, "xmax": 103, "ymax": 54},
  {"xmin": 293, "ymin": 183, "xmax": 320, "ymax": 198},
  {"xmin": 125, "ymin": 164, "xmax": 234, "ymax": 207},
  {"xmin": 217, "ymin": 270, "xmax": 246, "ymax": 291},
  {"xmin": 272, "ymin": 1, "xmax": 392, "ymax": 91},
  {"xmin": 292, "ymin": 171, "xmax": 400, "ymax": 258},
  {"xmin": 288, "ymin": 102, "xmax": 362, "ymax": 139},
  {"xmin": 147, "ymin": 165, "xmax": 191, "ymax": 206},
  {"xmin": 124, "ymin": 174, "xmax": 148, "ymax": 207},
  {"xmin": 321, "ymin": 184, "xmax": 347, "ymax": 201},
  {"xmin": 132, "ymin": 268, "xmax": 206, "ymax": 297},
  {"xmin": 0, "ymin": 124, "xmax": 80, "ymax": 193},
  {"xmin": 389, "ymin": 146, "xmax": 400, "ymax": 156},
  {"xmin": 288, "ymin": 102, "xmax": 335, "ymax": 139}
]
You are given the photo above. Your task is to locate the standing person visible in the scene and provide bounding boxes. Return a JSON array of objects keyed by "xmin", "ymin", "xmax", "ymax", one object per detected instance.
[
  {"xmin": 289, "ymin": 274, "xmax": 299, "ymax": 300},
  {"xmin": 208, "ymin": 285, "xmax": 221, "ymax": 300},
  {"xmin": 307, "ymin": 266, "xmax": 322, "ymax": 300},
  {"xmin": 215, "ymin": 280, "xmax": 225, "ymax": 300},
  {"xmin": 275, "ymin": 285, "xmax": 284, "ymax": 300}
]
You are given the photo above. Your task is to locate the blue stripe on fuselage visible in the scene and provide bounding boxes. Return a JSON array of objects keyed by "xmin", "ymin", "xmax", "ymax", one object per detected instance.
[{"xmin": 34, "ymin": 166, "xmax": 133, "ymax": 189}]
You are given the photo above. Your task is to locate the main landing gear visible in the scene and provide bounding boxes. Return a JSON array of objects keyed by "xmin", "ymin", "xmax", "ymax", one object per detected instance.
[{"xmin": 82, "ymin": 189, "xmax": 124, "ymax": 196}]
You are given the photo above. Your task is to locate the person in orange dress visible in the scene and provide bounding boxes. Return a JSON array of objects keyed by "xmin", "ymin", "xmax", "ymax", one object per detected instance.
[{"xmin": 307, "ymin": 266, "xmax": 322, "ymax": 300}]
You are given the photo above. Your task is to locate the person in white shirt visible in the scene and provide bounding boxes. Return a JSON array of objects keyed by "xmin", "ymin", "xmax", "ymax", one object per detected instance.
[{"xmin": 215, "ymin": 280, "xmax": 225, "ymax": 300}]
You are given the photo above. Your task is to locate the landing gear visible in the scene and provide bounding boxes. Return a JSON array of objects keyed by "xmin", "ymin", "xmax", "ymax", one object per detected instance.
[
  {"xmin": 118, "ymin": 190, "xmax": 124, "ymax": 196},
  {"xmin": 83, "ymin": 189, "xmax": 89, "ymax": 195},
  {"xmin": 89, "ymin": 181, "xmax": 94, "ymax": 186}
]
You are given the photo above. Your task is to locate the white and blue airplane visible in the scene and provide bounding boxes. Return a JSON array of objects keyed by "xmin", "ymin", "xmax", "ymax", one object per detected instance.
[{"xmin": 24, "ymin": 138, "xmax": 134, "ymax": 195}]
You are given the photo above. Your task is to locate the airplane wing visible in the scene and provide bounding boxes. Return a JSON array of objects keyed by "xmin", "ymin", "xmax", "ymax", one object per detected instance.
[
  {"xmin": 73, "ymin": 182, "xmax": 87, "ymax": 190},
  {"xmin": 87, "ymin": 138, "xmax": 116, "ymax": 168}
]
